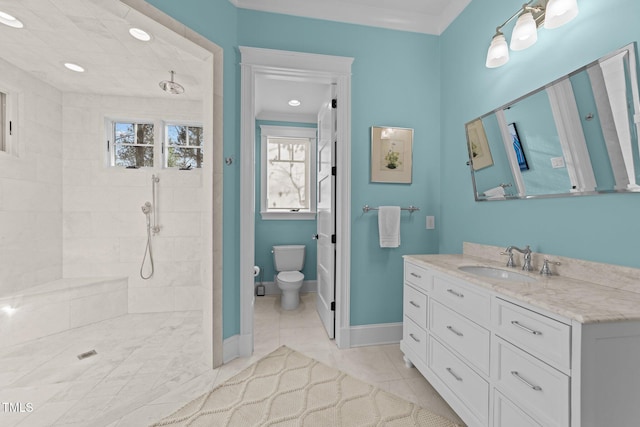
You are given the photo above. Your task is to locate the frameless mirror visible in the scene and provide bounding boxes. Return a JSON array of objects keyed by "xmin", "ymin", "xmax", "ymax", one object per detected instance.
[{"xmin": 466, "ymin": 43, "xmax": 640, "ymax": 201}]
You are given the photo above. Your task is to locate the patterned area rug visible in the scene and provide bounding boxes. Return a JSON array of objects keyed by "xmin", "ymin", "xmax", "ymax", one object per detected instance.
[{"xmin": 150, "ymin": 346, "xmax": 462, "ymax": 427}]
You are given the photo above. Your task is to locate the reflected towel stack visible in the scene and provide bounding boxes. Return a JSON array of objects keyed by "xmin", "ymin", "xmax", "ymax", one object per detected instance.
[{"xmin": 483, "ymin": 186, "xmax": 505, "ymax": 199}]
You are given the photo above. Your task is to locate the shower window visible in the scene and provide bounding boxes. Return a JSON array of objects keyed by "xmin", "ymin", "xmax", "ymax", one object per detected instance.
[
  {"xmin": 0, "ymin": 90, "xmax": 17, "ymax": 155},
  {"xmin": 164, "ymin": 123, "xmax": 203, "ymax": 169},
  {"xmin": 260, "ymin": 125, "xmax": 316, "ymax": 220},
  {"xmin": 109, "ymin": 121, "xmax": 155, "ymax": 168},
  {"xmin": 0, "ymin": 91, "xmax": 6, "ymax": 152}
]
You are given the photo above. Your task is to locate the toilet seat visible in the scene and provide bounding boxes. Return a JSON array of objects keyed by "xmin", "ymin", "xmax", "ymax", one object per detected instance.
[{"xmin": 277, "ymin": 271, "xmax": 304, "ymax": 283}]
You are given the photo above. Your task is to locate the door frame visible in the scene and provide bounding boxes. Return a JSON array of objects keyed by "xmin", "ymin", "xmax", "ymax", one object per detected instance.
[{"xmin": 239, "ymin": 47, "xmax": 353, "ymax": 356}]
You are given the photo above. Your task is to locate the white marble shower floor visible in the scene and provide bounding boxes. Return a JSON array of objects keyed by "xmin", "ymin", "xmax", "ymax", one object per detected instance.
[{"xmin": 0, "ymin": 293, "xmax": 463, "ymax": 426}]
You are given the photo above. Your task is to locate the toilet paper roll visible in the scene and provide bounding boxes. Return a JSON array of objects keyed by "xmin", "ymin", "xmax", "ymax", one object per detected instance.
[{"xmin": 253, "ymin": 265, "xmax": 260, "ymax": 277}]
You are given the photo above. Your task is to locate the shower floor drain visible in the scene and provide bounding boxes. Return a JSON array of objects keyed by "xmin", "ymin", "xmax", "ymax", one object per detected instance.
[{"xmin": 77, "ymin": 349, "xmax": 97, "ymax": 360}]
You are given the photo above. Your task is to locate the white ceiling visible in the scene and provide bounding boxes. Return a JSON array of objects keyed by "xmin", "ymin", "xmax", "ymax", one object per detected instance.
[
  {"xmin": 0, "ymin": 0, "xmax": 471, "ymax": 120},
  {"xmin": 255, "ymin": 76, "xmax": 332, "ymax": 123},
  {"xmin": 230, "ymin": 0, "xmax": 471, "ymax": 35},
  {"xmin": 0, "ymin": 0, "xmax": 209, "ymax": 101}
]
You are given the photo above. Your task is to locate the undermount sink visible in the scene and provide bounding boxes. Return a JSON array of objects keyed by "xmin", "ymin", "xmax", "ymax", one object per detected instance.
[{"xmin": 458, "ymin": 265, "xmax": 537, "ymax": 283}]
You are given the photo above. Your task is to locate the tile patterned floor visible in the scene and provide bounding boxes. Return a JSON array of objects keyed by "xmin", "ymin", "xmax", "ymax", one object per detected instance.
[{"xmin": 0, "ymin": 293, "xmax": 464, "ymax": 426}]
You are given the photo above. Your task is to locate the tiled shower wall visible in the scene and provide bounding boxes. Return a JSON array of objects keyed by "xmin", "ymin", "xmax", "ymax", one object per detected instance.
[
  {"xmin": 62, "ymin": 93, "xmax": 204, "ymax": 313},
  {"xmin": 0, "ymin": 58, "xmax": 63, "ymax": 297}
]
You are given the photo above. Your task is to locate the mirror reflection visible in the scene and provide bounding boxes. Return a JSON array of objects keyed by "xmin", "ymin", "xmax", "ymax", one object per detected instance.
[{"xmin": 466, "ymin": 43, "xmax": 640, "ymax": 200}]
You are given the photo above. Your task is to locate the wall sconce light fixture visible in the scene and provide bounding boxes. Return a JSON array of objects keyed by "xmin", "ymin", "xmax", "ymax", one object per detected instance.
[{"xmin": 486, "ymin": 0, "xmax": 579, "ymax": 68}]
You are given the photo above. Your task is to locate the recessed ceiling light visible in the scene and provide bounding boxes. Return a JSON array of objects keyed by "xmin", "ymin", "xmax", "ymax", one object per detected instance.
[
  {"xmin": 64, "ymin": 63, "xmax": 85, "ymax": 73},
  {"xmin": 129, "ymin": 27, "xmax": 151, "ymax": 42},
  {"xmin": 288, "ymin": 99, "xmax": 301, "ymax": 107},
  {"xmin": 0, "ymin": 11, "xmax": 24, "ymax": 28}
]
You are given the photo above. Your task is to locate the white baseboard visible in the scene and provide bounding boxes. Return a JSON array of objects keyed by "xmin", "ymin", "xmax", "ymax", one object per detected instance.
[
  {"xmin": 349, "ymin": 322, "xmax": 403, "ymax": 347},
  {"xmin": 223, "ymin": 322, "xmax": 402, "ymax": 363},
  {"xmin": 255, "ymin": 280, "xmax": 317, "ymax": 296},
  {"xmin": 223, "ymin": 333, "xmax": 253, "ymax": 363}
]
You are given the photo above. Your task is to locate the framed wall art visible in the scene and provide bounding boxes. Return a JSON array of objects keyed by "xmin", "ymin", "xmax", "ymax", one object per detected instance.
[
  {"xmin": 371, "ymin": 126, "xmax": 413, "ymax": 183},
  {"xmin": 465, "ymin": 119, "xmax": 493, "ymax": 171}
]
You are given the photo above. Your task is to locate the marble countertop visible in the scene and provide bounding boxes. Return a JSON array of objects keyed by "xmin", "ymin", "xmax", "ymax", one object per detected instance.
[{"xmin": 405, "ymin": 254, "xmax": 640, "ymax": 324}]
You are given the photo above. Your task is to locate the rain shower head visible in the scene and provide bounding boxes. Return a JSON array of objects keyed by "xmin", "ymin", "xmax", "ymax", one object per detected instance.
[{"xmin": 159, "ymin": 70, "xmax": 184, "ymax": 95}]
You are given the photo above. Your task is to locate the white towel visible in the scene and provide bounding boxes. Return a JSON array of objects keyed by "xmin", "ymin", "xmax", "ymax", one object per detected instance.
[
  {"xmin": 378, "ymin": 206, "xmax": 401, "ymax": 248},
  {"xmin": 483, "ymin": 186, "xmax": 505, "ymax": 198}
]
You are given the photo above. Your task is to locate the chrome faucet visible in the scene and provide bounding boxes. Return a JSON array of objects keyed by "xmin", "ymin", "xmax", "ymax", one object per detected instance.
[
  {"xmin": 503, "ymin": 245, "xmax": 533, "ymax": 271},
  {"xmin": 540, "ymin": 258, "xmax": 561, "ymax": 276}
]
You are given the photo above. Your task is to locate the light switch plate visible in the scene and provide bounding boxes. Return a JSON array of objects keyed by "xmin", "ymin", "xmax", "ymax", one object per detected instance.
[{"xmin": 426, "ymin": 216, "xmax": 435, "ymax": 229}]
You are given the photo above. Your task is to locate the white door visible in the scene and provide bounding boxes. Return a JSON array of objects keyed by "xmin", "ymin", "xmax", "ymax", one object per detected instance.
[{"xmin": 316, "ymin": 94, "xmax": 336, "ymax": 339}]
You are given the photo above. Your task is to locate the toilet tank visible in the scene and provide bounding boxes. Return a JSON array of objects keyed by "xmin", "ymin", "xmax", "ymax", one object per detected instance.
[{"xmin": 272, "ymin": 245, "xmax": 305, "ymax": 272}]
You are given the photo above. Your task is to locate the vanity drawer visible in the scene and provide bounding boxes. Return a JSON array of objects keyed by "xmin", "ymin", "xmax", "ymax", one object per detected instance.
[
  {"xmin": 494, "ymin": 338, "xmax": 569, "ymax": 427},
  {"xmin": 404, "ymin": 262, "xmax": 432, "ymax": 292},
  {"xmin": 403, "ymin": 316, "xmax": 427, "ymax": 362},
  {"xmin": 429, "ymin": 337, "xmax": 489, "ymax": 427},
  {"xmin": 430, "ymin": 299, "xmax": 490, "ymax": 375},
  {"xmin": 493, "ymin": 390, "xmax": 542, "ymax": 427},
  {"xmin": 404, "ymin": 284, "xmax": 427, "ymax": 329},
  {"xmin": 493, "ymin": 298, "xmax": 571, "ymax": 371},
  {"xmin": 432, "ymin": 275, "xmax": 490, "ymax": 326}
]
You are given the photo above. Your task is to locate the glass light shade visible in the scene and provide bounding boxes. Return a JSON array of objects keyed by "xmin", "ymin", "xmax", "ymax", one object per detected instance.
[
  {"xmin": 544, "ymin": 0, "xmax": 579, "ymax": 29},
  {"xmin": 486, "ymin": 34, "xmax": 509, "ymax": 68},
  {"xmin": 510, "ymin": 12, "xmax": 538, "ymax": 51}
]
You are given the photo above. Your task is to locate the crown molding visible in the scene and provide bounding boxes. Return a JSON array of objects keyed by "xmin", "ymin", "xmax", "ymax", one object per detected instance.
[{"xmin": 229, "ymin": 0, "xmax": 470, "ymax": 35}]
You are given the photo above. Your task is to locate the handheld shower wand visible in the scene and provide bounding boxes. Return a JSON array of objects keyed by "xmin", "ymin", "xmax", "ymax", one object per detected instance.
[
  {"xmin": 140, "ymin": 175, "xmax": 160, "ymax": 279},
  {"xmin": 140, "ymin": 201, "xmax": 155, "ymax": 279}
]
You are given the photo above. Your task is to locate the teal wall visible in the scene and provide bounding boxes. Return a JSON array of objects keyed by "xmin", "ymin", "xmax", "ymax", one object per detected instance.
[
  {"xmin": 147, "ymin": 0, "xmax": 640, "ymax": 341},
  {"xmin": 255, "ymin": 121, "xmax": 318, "ymax": 283},
  {"xmin": 238, "ymin": 11, "xmax": 441, "ymax": 326},
  {"xmin": 440, "ymin": 0, "xmax": 640, "ymax": 264},
  {"xmin": 146, "ymin": 1, "xmax": 440, "ymax": 336}
]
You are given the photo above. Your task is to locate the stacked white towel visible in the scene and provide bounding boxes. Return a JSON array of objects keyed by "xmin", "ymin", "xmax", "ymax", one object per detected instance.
[
  {"xmin": 483, "ymin": 186, "xmax": 505, "ymax": 199},
  {"xmin": 378, "ymin": 206, "xmax": 401, "ymax": 248}
]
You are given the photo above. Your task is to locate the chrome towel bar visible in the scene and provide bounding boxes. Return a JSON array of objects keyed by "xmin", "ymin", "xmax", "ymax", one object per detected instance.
[{"xmin": 362, "ymin": 205, "xmax": 420, "ymax": 213}]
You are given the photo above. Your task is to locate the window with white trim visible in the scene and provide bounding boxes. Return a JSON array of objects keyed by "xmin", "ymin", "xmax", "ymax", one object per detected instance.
[
  {"xmin": 260, "ymin": 125, "xmax": 316, "ymax": 220},
  {"xmin": 0, "ymin": 91, "xmax": 6, "ymax": 152},
  {"xmin": 0, "ymin": 89, "xmax": 18, "ymax": 156},
  {"xmin": 109, "ymin": 121, "xmax": 155, "ymax": 167},
  {"xmin": 165, "ymin": 123, "xmax": 203, "ymax": 169}
]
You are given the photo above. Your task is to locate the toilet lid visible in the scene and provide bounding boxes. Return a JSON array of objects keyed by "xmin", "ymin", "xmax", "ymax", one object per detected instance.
[{"xmin": 277, "ymin": 271, "xmax": 304, "ymax": 282}]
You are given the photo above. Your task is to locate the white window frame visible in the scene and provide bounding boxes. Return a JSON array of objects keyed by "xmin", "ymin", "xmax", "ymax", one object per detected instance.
[
  {"xmin": 106, "ymin": 118, "xmax": 156, "ymax": 168},
  {"xmin": 0, "ymin": 88, "xmax": 19, "ymax": 157},
  {"xmin": 260, "ymin": 125, "xmax": 316, "ymax": 220},
  {"xmin": 163, "ymin": 121, "xmax": 204, "ymax": 169}
]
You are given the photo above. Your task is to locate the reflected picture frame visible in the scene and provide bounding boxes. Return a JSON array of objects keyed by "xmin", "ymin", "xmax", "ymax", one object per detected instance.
[
  {"xmin": 371, "ymin": 126, "xmax": 413, "ymax": 183},
  {"xmin": 466, "ymin": 119, "xmax": 493, "ymax": 171}
]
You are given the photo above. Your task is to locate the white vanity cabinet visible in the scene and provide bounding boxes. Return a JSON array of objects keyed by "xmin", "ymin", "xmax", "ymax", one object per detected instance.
[
  {"xmin": 401, "ymin": 256, "xmax": 640, "ymax": 427},
  {"xmin": 402, "ymin": 262, "xmax": 431, "ymax": 364}
]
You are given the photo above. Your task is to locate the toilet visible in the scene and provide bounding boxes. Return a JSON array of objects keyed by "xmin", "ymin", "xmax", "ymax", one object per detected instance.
[{"xmin": 272, "ymin": 245, "xmax": 305, "ymax": 310}]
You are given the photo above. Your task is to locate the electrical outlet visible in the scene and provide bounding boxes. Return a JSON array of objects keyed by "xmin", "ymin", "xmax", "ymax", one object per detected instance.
[
  {"xmin": 426, "ymin": 216, "xmax": 435, "ymax": 230},
  {"xmin": 551, "ymin": 157, "xmax": 565, "ymax": 168}
]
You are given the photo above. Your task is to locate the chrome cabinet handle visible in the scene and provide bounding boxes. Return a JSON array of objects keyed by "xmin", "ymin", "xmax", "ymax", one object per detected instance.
[
  {"xmin": 410, "ymin": 272, "xmax": 422, "ymax": 279},
  {"xmin": 409, "ymin": 301, "xmax": 420, "ymax": 308},
  {"xmin": 409, "ymin": 333, "xmax": 420, "ymax": 343},
  {"xmin": 511, "ymin": 320, "xmax": 543, "ymax": 336},
  {"xmin": 447, "ymin": 288, "xmax": 464, "ymax": 298},
  {"xmin": 446, "ymin": 367, "xmax": 463, "ymax": 382},
  {"xmin": 511, "ymin": 371, "xmax": 542, "ymax": 391},
  {"xmin": 446, "ymin": 325, "xmax": 464, "ymax": 337}
]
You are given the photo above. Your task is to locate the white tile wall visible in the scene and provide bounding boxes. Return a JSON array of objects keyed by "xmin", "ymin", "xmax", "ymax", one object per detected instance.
[
  {"xmin": 0, "ymin": 58, "xmax": 63, "ymax": 296},
  {"xmin": 0, "ymin": 57, "xmax": 206, "ymax": 314},
  {"xmin": 62, "ymin": 93, "xmax": 205, "ymax": 313}
]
